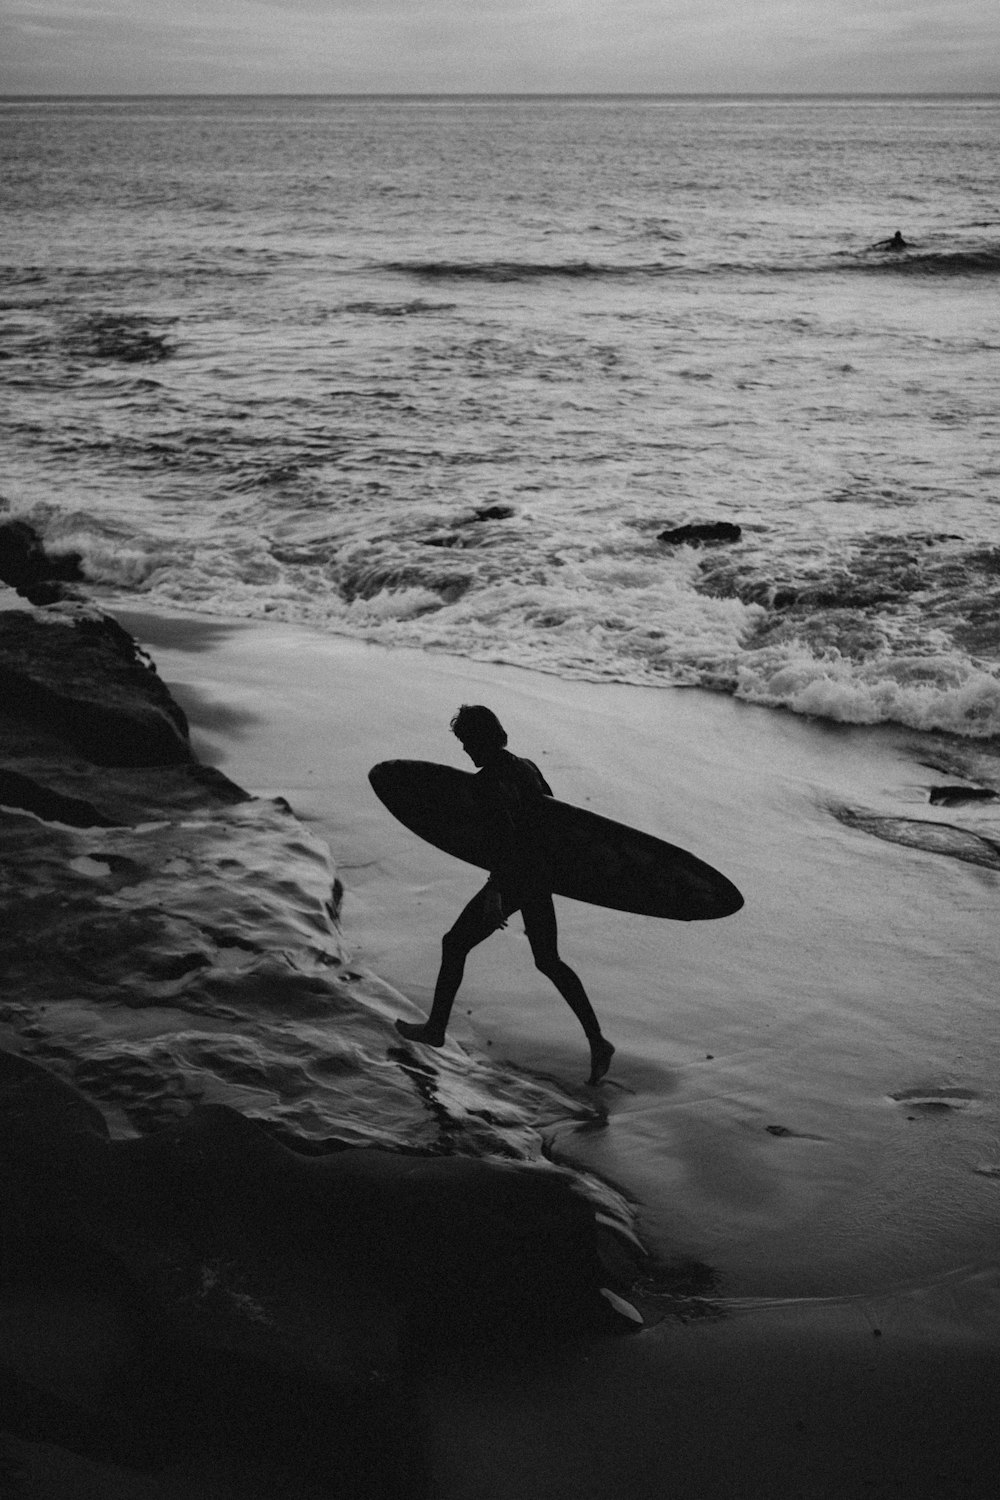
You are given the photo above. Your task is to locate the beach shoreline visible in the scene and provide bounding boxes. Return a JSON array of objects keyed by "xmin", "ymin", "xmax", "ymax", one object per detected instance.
[{"xmin": 4, "ymin": 593, "xmax": 1000, "ymax": 1497}]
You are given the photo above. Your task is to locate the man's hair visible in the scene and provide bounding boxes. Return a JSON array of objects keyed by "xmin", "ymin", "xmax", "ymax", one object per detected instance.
[{"xmin": 450, "ymin": 704, "xmax": 508, "ymax": 750}]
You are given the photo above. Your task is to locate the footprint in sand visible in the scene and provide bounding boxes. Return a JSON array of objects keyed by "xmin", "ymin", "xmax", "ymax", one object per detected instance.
[{"xmin": 889, "ymin": 1086, "xmax": 979, "ymax": 1114}]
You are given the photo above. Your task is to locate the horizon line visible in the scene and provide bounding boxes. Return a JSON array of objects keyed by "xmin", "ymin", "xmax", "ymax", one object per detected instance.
[{"xmin": 3, "ymin": 89, "xmax": 1000, "ymax": 101}]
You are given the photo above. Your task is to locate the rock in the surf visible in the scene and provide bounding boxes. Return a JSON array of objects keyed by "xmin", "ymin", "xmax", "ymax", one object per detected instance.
[
  {"xmin": 928, "ymin": 785, "xmax": 998, "ymax": 807},
  {"xmin": 0, "ymin": 518, "xmax": 84, "ymax": 602},
  {"xmin": 658, "ymin": 521, "xmax": 742, "ymax": 547}
]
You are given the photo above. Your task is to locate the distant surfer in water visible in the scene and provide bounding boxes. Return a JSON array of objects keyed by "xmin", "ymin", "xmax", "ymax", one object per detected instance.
[
  {"xmin": 395, "ymin": 704, "xmax": 615, "ymax": 1085},
  {"xmin": 872, "ymin": 230, "xmax": 908, "ymax": 250}
]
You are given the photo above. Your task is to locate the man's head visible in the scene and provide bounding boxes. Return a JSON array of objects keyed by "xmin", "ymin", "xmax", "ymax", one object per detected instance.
[{"xmin": 451, "ymin": 704, "xmax": 507, "ymax": 766}]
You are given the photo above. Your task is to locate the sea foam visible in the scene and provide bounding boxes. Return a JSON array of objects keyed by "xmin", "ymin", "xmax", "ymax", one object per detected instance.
[
  {"xmin": 735, "ymin": 647, "xmax": 1000, "ymax": 739},
  {"xmin": 17, "ymin": 492, "xmax": 1000, "ymax": 740}
]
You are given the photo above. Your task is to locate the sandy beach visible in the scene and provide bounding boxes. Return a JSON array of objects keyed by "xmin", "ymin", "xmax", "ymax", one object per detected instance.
[{"xmin": 78, "ymin": 603, "xmax": 1000, "ymax": 1498}]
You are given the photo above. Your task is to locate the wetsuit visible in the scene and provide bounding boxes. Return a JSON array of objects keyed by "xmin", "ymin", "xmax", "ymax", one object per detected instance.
[
  {"xmin": 423, "ymin": 749, "xmax": 602, "ymax": 1044},
  {"xmin": 476, "ymin": 749, "xmax": 554, "ymax": 903}
]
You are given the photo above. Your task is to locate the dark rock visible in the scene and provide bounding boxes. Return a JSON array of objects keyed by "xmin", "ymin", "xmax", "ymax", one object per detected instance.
[
  {"xmin": 0, "ymin": 520, "xmax": 83, "ymax": 597},
  {"xmin": 0, "ymin": 601, "xmax": 246, "ymax": 834},
  {"xmin": 423, "ymin": 504, "xmax": 518, "ymax": 547},
  {"xmin": 20, "ymin": 579, "xmax": 85, "ymax": 607},
  {"xmin": 0, "ymin": 755, "xmax": 246, "ymax": 828},
  {"xmin": 0, "ymin": 609, "xmax": 191, "ymax": 767},
  {"xmin": 658, "ymin": 521, "xmax": 742, "ymax": 547},
  {"xmin": 0, "ymin": 798, "xmax": 342, "ymax": 1030},
  {"xmin": 0, "ymin": 1052, "xmax": 419, "ymax": 1483},
  {"xmin": 0, "ymin": 1047, "xmax": 109, "ymax": 1149},
  {"xmin": 471, "ymin": 505, "xmax": 517, "ymax": 522},
  {"xmin": 0, "ymin": 769, "xmax": 119, "ymax": 827},
  {"xmin": 0, "ymin": 1054, "xmax": 622, "ymax": 1350},
  {"xmin": 929, "ymin": 785, "xmax": 998, "ymax": 807},
  {"xmin": 0, "ymin": 599, "xmax": 642, "ymax": 1491},
  {"xmin": 0, "ymin": 1048, "xmax": 627, "ymax": 1486}
]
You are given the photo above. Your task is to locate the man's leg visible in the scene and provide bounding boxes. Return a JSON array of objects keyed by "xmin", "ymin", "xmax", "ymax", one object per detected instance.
[
  {"xmin": 522, "ymin": 893, "xmax": 614, "ymax": 1084},
  {"xmin": 395, "ymin": 883, "xmax": 507, "ymax": 1046}
]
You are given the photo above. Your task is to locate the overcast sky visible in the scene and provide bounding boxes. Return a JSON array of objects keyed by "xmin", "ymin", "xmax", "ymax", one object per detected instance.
[{"xmin": 2, "ymin": 0, "xmax": 998, "ymax": 96}]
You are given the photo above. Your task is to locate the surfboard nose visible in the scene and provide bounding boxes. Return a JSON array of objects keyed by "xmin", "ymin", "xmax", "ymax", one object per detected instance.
[
  {"xmin": 714, "ymin": 880, "xmax": 745, "ymax": 920},
  {"xmin": 368, "ymin": 761, "xmax": 391, "ymax": 796}
]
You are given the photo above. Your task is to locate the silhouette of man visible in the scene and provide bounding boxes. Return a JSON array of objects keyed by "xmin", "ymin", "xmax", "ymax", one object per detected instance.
[{"xmin": 395, "ymin": 704, "xmax": 615, "ymax": 1085}]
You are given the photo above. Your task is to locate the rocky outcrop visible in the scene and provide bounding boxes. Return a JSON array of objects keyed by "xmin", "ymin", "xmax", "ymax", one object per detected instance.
[
  {"xmin": 0, "ymin": 598, "xmax": 644, "ymax": 1493},
  {"xmin": 0, "ymin": 518, "xmax": 84, "ymax": 605},
  {"xmin": 0, "ymin": 1054, "xmax": 427, "ymax": 1492},
  {"xmin": 658, "ymin": 521, "xmax": 742, "ymax": 547},
  {"xmin": 0, "ymin": 607, "xmax": 193, "ymax": 768},
  {"xmin": 0, "ymin": 1049, "xmax": 624, "ymax": 1491},
  {"xmin": 0, "ymin": 768, "xmax": 119, "ymax": 828}
]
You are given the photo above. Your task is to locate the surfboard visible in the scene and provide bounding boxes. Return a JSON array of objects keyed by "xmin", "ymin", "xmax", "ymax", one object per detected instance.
[{"xmin": 368, "ymin": 760, "xmax": 743, "ymax": 921}]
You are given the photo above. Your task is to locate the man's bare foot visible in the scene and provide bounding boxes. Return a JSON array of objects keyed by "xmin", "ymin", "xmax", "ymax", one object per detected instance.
[
  {"xmin": 587, "ymin": 1036, "xmax": 615, "ymax": 1085},
  {"xmin": 395, "ymin": 1020, "xmax": 446, "ymax": 1047}
]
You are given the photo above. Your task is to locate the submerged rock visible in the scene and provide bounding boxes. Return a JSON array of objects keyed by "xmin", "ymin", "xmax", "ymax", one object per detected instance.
[
  {"xmin": 470, "ymin": 504, "xmax": 517, "ymax": 523},
  {"xmin": 658, "ymin": 521, "xmax": 742, "ymax": 547}
]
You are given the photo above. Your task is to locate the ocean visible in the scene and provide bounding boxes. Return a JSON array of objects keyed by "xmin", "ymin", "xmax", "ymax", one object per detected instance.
[
  {"xmin": 2, "ymin": 94, "xmax": 999, "ymax": 736},
  {"xmin": 3, "ymin": 95, "xmax": 1000, "ymax": 1305}
]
